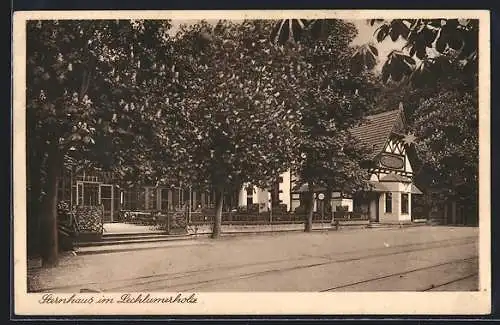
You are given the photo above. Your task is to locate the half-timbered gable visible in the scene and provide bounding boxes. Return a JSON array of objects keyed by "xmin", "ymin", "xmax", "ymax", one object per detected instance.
[
  {"xmin": 348, "ymin": 105, "xmax": 423, "ymax": 223},
  {"xmin": 238, "ymin": 104, "xmax": 423, "ymax": 224}
]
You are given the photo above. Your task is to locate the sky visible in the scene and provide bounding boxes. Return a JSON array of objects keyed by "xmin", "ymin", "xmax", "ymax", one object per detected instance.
[
  {"xmin": 169, "ymin": 19, "xmax": 405, "ymax": 72},
  {"xmin": 350, "ymin": 20, "xmax": 406, "ymax": 72}
]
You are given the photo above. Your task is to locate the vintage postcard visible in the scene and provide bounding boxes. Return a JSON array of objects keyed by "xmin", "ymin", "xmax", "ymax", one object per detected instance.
[{"xmin": 12, "ymin": 9, "xmax": 491, "ymax": 316}]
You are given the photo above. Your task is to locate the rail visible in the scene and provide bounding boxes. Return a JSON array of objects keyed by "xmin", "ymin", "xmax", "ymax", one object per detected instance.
[{"xmin": 116, "ymin": 209, "xmax": 370, "ymax": 227}]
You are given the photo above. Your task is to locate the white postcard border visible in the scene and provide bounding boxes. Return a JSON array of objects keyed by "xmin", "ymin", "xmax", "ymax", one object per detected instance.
[{"xmin": 12, "ymin": 9, "xmax": 491, "ymax": 316}]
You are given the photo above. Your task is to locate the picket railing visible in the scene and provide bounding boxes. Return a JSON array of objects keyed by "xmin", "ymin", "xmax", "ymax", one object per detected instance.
[
  {"xmin": 188, "ymin": 211, "xmax": 331, "ymax": 225},
  {"xmin": 333, "ymin": 211, "xmax": 370, "ymax": 221},
  {"xmin": 115, "ymin": 209, "xmax": 369, "ymax": 228}
]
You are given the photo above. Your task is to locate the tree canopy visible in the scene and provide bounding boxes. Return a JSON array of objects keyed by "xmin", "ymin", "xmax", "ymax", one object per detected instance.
[
  {"xmin": 169, "ymin": 20, "xmax": 307, "ymax": 236},
  {"xmin": 271, "ymin": 17, "xmax": 480, "ymax": 224},
  {"xmin": 26, "ymin": 19, "xmax": 192, "ymax": 265},
  {"xmin": 26, "ymin": 17, "xmax": 481, "ymax": 265},
  {"xmin": 272, "ymin": 18, "xmax": 478, "ymax": 86},
  {"xmin": 274, "ymin": 20, "xmax": 377, "ymax": 230}
]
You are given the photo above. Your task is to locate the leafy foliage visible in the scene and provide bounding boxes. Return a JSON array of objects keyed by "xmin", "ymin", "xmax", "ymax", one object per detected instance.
[
  {"xmin": 411, "ymin": 90, "xmax": 478, "ymax": 205},
  {"xmin": 270, "ymin": 19, "xmax": 309, "ymax": 44},
  {"xmin": 367, "ymin": 23, "xmax": 479, "ymax": 221},
  {"xmin": 172, "ymin": 20, "xmax": 304, "ymax": 193},
  {"xmin": 367, "ymin": 19, "xmax": 478, "ymax": 85},
  {"xmin": 26, "ymin": 19, "xmax": 194, "ymax": 261},
  {"xmin": 26, "ymin": 20, "xmax": 182, "ymax": 182},
  {"xmin": 280, "ymin": 20, "xmax": 376, "ymax": 230},
  {"xmin": 350, "ymin": 43, "xmax": 378, "ymax": 73},
  {"xmin": 271, "ymin": 19, "xmax": 359, "ymax": 45},
  {"xmin": 270, "ymin": 17, "xmax": 480, "ymax": 224}
]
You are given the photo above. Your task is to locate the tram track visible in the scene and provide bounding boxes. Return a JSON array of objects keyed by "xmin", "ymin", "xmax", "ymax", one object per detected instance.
[
  {"xmin": 119, "ymin": 238, "xmax": 477, "ymax": 292},
  {"xmin": 33, "ymin": 236, "xmax": 478, "ymax": 293},
  {"xmin": 319, "ymin": 256, "xmax": 478, "ymax": 292},
  {"xmin": 421, "ymin": 272, "xmax": 479, "ymax": 291}
]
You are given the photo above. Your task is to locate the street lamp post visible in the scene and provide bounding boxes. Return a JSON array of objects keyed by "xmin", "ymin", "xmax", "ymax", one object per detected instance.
[{"xmin": 318, "ymin": 193, "xmax": 325, "ymax": 228}]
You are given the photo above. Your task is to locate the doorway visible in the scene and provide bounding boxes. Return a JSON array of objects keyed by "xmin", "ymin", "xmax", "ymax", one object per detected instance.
[
  {"xmin": 100, "ymin": 184, "xmax": 114, "ymax": 222},
  {"xmin": 369, "ymin": 193, "xmax": 380, "ymax": 222},
  {"xmin": 76, "ymin": 181, "xmax": 116, "ymax": 222}
]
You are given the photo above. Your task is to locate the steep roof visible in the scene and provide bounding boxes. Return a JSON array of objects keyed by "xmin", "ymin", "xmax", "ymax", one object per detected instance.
[
  {"xmin": 411, "ymin": 184, "xmax": 424, "ymax": 195},
  {"xmin": 349, "ymin": 108, "xmax": 405, "ymax": 158},
  {"xmin": 379, "ymin": 173, "xmax": 411, "ymax": 183}
]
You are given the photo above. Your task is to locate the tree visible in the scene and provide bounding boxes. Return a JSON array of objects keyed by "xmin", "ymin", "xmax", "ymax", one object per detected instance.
[
  {"xmin": 272, "ymin": 18, "xmax": 480, "ymax": 224},
  {"xmin": 367, "ymin": 19, "xmax": 478, "ymax": 84},
  {"xmin": 272, "ymin": 18, "xmax": 478, "ymax": 86},
  {"xmin": 26, "ymin": 19, "xmax": 187, "ymax": 266},
  {"xmin": 280, "ymin": 20, "xmax": 376, "ymax": 231},
  {"xmin": 366, "ymin": 20, "xmax": 479, "ymax": 224},
  {"xmin": 410, "ymin": 90, "xmax": 478, "ymax": 223},
  {"xmin": 172, "ymin": 20, "xmax": 304, "ymax": 238},
  {"xmin": 27, "ymin": 20, "xmax": 107, "ymax": 266}
]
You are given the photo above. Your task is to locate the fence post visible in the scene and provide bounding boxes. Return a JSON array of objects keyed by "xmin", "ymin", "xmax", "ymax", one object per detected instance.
[
  {"xmin": 167, "ymin": 211, "xmax": 171, "ymax": 234},
  {"xmin": 321, "ymin": 202, "xmax": 324, "ymax": 228},
  {"xmin": 188, "ymin": 188, "xmax": 192, "ymax": 224}
]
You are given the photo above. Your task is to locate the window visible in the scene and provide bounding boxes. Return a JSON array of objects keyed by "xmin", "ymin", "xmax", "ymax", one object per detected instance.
[
  {"xmin": 246, "ymin": 186, "xmax": 253, "ymax": 207},
  {"xmin": 77, "ymin": 183, "xmax": 83, "ymax": 206},
  {"xmin": 191, "ymin": 190, "xmax": 199, "ymax": 210},
  {"xmin": 145, "ymin": 187, "xmax": 158, "ymax": 210},
  {"xmin": 203, "ymin": 191, "xmax": 210, "ymax": 208},
  {"xmin": 161, "ymin": 188, "xmax": 170, "ymax": 211},
  {"xmin": 129, "ymin": 189, "xmax": 138, "ymax": 210},
  {"xmin": 122, "ymin": 188, "xmax": 138, "ymax": 210},
  {"xmin": 137, "ymin": 188, "xmax": 146, "ymax": 210},
  {"xmin": 401, "ymin": 193, "xmax": 409, "ymax": 214},
  {"xmin": 385, "ymin": 192, "xmax": 392, "ymax": 213},
  {"xmin": 71, "ymin": 185, "xmax": 77, "ymax": 207}
]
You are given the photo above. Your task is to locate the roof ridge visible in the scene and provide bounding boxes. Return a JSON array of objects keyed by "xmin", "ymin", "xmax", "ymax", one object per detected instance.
[
  {"xmin": 349, "ymin": 107, "xmax": 403, "ymax": 159},
  {"xmin": 365, "ymin": 108, "xmax": 401, "ymax": 120}
]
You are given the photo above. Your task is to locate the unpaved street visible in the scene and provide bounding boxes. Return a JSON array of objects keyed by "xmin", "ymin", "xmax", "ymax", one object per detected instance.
[{"xmin": 28, "ymin": 226, "xmax": 479, "ymax": 292}]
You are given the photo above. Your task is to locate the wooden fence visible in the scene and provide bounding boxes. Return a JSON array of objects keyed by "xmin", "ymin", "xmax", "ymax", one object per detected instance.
[
  {"xmin": 116, "ymin": 209, "xmax": 369, "ymax": 227},
  {"xmin": 183, "ymin": 211, "xmax": 335, "ymax": 225}
]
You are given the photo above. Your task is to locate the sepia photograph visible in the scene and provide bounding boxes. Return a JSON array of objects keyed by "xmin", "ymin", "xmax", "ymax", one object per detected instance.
[{"xmin": 12, "ymin": 10, "xmax": 490, "ymax": 315}]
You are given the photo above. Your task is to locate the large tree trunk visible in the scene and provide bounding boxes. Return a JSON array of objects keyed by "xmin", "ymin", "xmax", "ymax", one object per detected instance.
[
  {"xmin": 325, "ymin": 187, "xmax": 333, "ymax": 221},
  {"xmin": 27, "ymin": 151, "xmax": 43, "ymax": 257},
  {"xmin": 40, "ymin": 149, "xmax": 62, "ymax": 267},
  {"xmin": 451, "ymin": 200, "xmax": 457, "ymax": 225},
  {"xmin": 443, "ymin": 202, "xmax": 449, "ymax": 225},
  {"xmin": 211, "ymin": 189, "xmax": 224, "ymax": 239},
  {"xmin": 304, "ymin": 190, "xmax": 314, "ymax": 232}
]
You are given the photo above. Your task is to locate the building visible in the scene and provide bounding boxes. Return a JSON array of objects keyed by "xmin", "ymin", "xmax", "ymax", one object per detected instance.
[
  {"xmin": 56, "ymin": 163, "xmax": 222, "ymax": 223},
  {"xmin": 56, "ymin": 105, "xmax": 423, "ymax": 224},
  {"xmin": 236, "ymin": 105, "xmax": 424, "ymax": 223}
]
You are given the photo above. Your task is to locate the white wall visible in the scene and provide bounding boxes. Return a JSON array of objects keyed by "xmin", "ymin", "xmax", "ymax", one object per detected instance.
[
  {"xmin": 279, "ymin": 170, "xmax": 291, "ymax": 211},
  {"xmin": 290, "ymin": 193, "xmax": 300, "ymax": 212},
  {"xmin": 379, "ymin": 138, "xmax": 414, "ymax": 175},
  {"xmin": 255, "ymin": 187, "xmax": 270, "ymax": 212},
  {"xmin": 239, "ymin": 170, "xmax": 293, "ymax": 211},
  {"xmin": 378, "ymin": 188, "xmax": 412, "ymax": 223},
  {"xmin": 405, "ymin": 157, "xmax": 413, "ymax": 173},
  {"xmin": 369, "ymin": 198, "xmax": 378, "ymax": 221},
  {"xmin": 331, "ymin": 198, "xmax": 353, "ymax": 212},
  {"xmin": 238, "ymin": 185, "xmax": 247, "ymax": 207}
]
